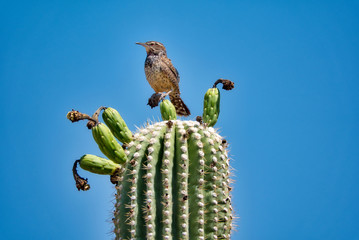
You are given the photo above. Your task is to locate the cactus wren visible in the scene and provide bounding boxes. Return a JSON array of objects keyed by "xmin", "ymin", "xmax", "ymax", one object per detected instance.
[{"xmin": 136, "ymin": 41, "xmax": 191, "ymax": 116}]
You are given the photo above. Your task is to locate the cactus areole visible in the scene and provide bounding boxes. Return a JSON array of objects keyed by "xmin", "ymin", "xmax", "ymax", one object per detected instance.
[{"xmin": 68, "ymin": 79, "xmax": 235, "ymax": 240}]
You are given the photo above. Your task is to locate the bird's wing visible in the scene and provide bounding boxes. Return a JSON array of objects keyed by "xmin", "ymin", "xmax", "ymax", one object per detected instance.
[{"xmin": 163, "ymin": 58, "xmax": 180, "ymax": 83}]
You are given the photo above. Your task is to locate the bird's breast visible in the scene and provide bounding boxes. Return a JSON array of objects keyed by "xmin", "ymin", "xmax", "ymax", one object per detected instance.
[{"xmin": 144, "ymin": 56, "xmax": 173, "ymax": 93}]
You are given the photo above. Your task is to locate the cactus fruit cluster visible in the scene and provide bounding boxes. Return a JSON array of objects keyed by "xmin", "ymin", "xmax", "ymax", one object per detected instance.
[{"xmin": 67, "ymin": 79, "xmax": 235, "ymax": 239}]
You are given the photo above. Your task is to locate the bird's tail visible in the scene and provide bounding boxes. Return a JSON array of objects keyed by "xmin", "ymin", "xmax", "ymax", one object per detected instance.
[{"xmin": 169, "ymin": 93, "xmax": 191, "ymax": 116}]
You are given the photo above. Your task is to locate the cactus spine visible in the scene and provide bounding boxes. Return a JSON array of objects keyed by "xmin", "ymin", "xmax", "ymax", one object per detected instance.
[{"xmin": 68, "ymin": 80, "xmax": 234, "ymax": 239}]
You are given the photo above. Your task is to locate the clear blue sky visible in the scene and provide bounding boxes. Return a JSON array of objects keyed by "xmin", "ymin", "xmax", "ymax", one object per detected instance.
[{"xmin": 1, "ymin": 1, "xmax": 358, "ymax": 239}]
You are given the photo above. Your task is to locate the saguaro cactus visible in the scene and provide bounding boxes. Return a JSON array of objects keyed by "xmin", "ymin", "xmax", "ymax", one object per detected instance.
[{"xmin": 68, "ymin": 79, "xmax": 235, "ymax": 239}]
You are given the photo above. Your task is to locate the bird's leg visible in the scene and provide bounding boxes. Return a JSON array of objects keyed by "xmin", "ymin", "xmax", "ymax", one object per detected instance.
[{"xmin": 147, "ymin": 91, "xmax": 172, "ymax": 108}]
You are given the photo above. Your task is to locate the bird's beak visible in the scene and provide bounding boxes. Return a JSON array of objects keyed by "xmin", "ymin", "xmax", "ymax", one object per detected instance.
[{"xmin": 136, "ymin": 42, "xmax": 147, "ymax": 47}]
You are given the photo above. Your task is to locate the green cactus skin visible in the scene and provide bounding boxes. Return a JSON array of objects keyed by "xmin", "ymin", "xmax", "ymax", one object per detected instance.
[
  {"xmin": 160, "ymin": 99, "xmax": 177, "ymax": 121},
  {"xmin": 91, "ymin": 123, "xmax": 128, "ymax": 164},
  {"xmin": 102, "ymin": 107, "xmax": 133, "ymax": 144},
  {"xmin": 112, "ymin": 120, "xmax": 232, "ymax": 240},
  {"xmin": 79, "ymin": 154, "xmax": 121, "ymax": 175},
  {"xmin": 203, "ymin": 87, "xmax": 220, "ymax": 127}
]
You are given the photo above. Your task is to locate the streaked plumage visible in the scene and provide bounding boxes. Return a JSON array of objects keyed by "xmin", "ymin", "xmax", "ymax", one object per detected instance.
[{"xmin": 137, "ymin": 41, "xmax": 190, "ymax": 116}]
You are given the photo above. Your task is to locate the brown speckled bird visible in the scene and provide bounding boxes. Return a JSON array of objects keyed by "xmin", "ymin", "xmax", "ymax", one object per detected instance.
[{"xmin": 136, "ymin": 41, "xmax": 191, "ymax": 116}]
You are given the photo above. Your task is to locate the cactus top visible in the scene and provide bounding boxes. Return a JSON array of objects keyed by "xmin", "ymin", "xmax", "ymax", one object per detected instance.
[
  {"xmin": 69, "ymin": 79, "xmax": 235, "ymax": 239},
  {"xmin": 113, "ymin": 120, "xmax": 232, "ymax": 240}
]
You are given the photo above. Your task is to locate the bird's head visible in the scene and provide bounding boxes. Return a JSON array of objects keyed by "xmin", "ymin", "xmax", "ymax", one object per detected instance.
[{"xmin": 136, "ymin": 41, "xmax": 167, "ymax": 55}]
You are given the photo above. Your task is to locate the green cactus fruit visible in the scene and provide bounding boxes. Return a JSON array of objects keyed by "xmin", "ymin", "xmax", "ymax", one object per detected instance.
[
  {"xmin": 79, "ymin": 154, "xmax": 121, "ymax": 175},
  {"xmin": 102, "ymin": 107, "xmax": 133, "ymax": 144},
  {"xmin": 203, "ymin": 87, "xmax": 220, "ymax": 127},
  {"xmin": 91, "ymin": 122, "xmax": 127, "ymax": 164},
  {"xmin": 111, "ymin": 120, "xmax": 232, "ymax": 240},
  {"xmin": 160, "ymin": 99, "xmax": 177, "ymax": 121}
]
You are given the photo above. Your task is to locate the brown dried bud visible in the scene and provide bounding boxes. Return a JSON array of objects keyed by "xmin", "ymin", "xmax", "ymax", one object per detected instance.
[
  {"xmin": 213, "ymin": 79, "xmax": 235, "ymax": 90},
  {"xmin": 72, "ymin": 160, "xmax": 90, "ymax": 191},
  {"xmin": 66, "ymin": 110, "xmax": 83, "ymax": 122}
]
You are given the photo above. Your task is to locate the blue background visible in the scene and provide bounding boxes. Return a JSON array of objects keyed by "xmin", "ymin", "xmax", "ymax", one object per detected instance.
[{"xmin": 1, "ymin": 1, "xmax": 358, "ymax": 239}]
